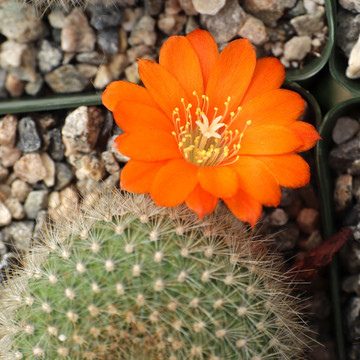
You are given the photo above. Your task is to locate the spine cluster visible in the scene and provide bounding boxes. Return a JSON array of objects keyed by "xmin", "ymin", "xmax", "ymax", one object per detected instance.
[{"xmin": 0, "ymin": 185, "xmax": 309, "ymax": 359}]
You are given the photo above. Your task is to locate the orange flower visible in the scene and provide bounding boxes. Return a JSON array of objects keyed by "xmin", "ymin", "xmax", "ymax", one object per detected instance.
[{"xmin": 102, "ymin": 29, "xmax": 320, "ymax": 227}]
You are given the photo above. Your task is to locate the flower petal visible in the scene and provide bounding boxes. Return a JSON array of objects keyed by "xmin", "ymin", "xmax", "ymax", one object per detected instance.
[
  {"xmin": 198, "ymin": 166, "xmax": 238, "ymax": 198},
  {"xmin": 186, "ymin": 29, "xmax": 219, "ymax": 88},
  {"xmin": 231, "ymin": 156, "xmax": 281, "ymax": 206},
  {"xmin": 114, "ymin": 100, "xmax": 173, "ymax": 133},
  {"xmin": 138, "ymin": 59, "xmax": 188, "ymax": 117},
  {"xmin": 241, "ymin": 57, "xmax": 285, "ymax": 105},
  {"xmin": 159, "ymin": 35, "xmax": 204, "ymax": 100},
  {"xmin": 238, "ymin": 125, "xmax": 303, "ymax": 155},
  {"xmin": 151, "ymin": 159, "xmax": 198, "ymax": 207},
  {"xmin": 206, "ymin": 38, "xmax": 256, "ymax": 117},
  {"xmin": 223, "ymin": 189, "xmax": 262, "ymax": 227},
  {"xmin": 102, "ymin": 80, "xmax": 156, "ymax": 111},
  {"xmin": 255, "ymin": 154, "xmax": 310, "ymax": 188},
  {"xmin": 230, "ymin": 89, "xmax": 305, "ymax": 131},
  {"xmin": 288, "ymin": 121, "xmax": 321, "ymax": 152},
  {"xmin": 185, "ymin": 184, "xmax": 218, "ymax": 219},
  {"xmin": 121, "ymin": 159, "xmax": 168, "ymax": 193},
  {"xmin": 114, "ymin": 131, "xmax": 182, "ymax": 161}
]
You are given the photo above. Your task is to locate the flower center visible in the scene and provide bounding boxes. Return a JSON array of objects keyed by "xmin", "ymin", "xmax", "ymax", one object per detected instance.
[{"xmin": 171, "ymin": 91, "xmax": 251, "ymax": 167}]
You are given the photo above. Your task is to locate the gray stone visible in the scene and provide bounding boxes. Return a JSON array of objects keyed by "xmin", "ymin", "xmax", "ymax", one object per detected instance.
[
  {"xmin": 2, "ymin": 221, "xmax": 34, "ymax": 252},
  {"xmin": 238, "ymin": 15, "xmax": 268, "ymax": 46},
  {"xmin": 0, "ymin": 0, "xmax": 47, "ymax": 43},
  {"xmin": 243, "ymin": 0, "xmax": 284, "ymax": 27},
  {"xmin": 334, "ymin": 174, "xmax": 353, "ymax": 211},
  {"xmin": 37, "ymin": 40, "xmax": 63, "ymax": 74},
  {"xmin": 178, "ymin": 0, "xmax": 198, "ymax": 15},
  {"xmin": 25, "ymin": 74, "xmax": 44, "ymax": 96},
  {"xmin": 13, "ymin": 153, "xmax": 47, "ymax": 184},
  {"xmin": 0, "ymin": 114, "xmax": 17, "ymax": 147},
  {"xmin": 284, "ymin": 36, "xmax": 312, "ymax": 61},
  {"xmin": 16, "ymin": 117, "xmax": 41, "ymax": 153},
  {"xmin": 4, "ymin": 198, "xmax": 25, "ymax": 220},
  {"xmin": 76, "ymin": 64, "xmax": 99, "ymax": 79},
  {"xmin": 341, "ymin": 239, "xmax": 360, "ymax": 274},
  {"xmin": 0, "ymin": 201, "xmax": 11, "ymax": 226},
  {"xmin": 47, "ymin": 128, "xmax": 65, "ymax": 161},
  {"xmin": 337, "ymin": 11, "xmax": 360, "ymax": 58},
  {"xmin": 69, "ymin": 153, "xmax": 106, "ymax": 181},
  {"xmin": 290, "ymin": 11, "xmax": 325, "ymax": 36},
  {"xmin": 101, "ymin": 151, "xmax": 120, "ymax": 174},
  {"xmin": 280, "ymin": 0, "xmax": 297, "ymax": 8},
  {"xmin": 144, "ymin": 0, "xmax": 164, "ymax": 15},
  {"xmin": 288, "ymin": 0, "xmax": 306, "ymax": 17},
  {"xmin": 54, "ymin": 162, "xmax": 74, "ymax": 191},
  {"xmin": 62, "ymin": 106, "xmax": 104, "ymax": 156},
  {"xmin": 129, "ymin": 15, "xmax": 157, "ymax": 47},
  {"xmin": 332, "ymin": 116, "xmax": 359, "ymax": 145},
  {"xmin": 97, "ymin": 27, "xmax": 120, "ymax": 54},
  {"xmin": 185, "ymin": 16, "xmax": 200, "ymax": 34},
  {"xmin": 76, "ymin": 51, "xmax": 107, "ymax": 65},
  {"xmin": 24, "ymin": 190, "xmax": 49, "ymax": 219},
  {"xmin": 0, "ymin": 41, "xmax": 37, "ymax": 82},
  {"xmin": 93, "ymin": 65, "xmax": 113, "ymax": 90},
  {"xmin": 340, "ymin": 0, "xmax": 360, "ymax": 12},
  {"xmin": 347, "ymin": 35, "xmax": 360, "ymax": 79},
  {"xmin": 202, "ymin": 0, "xmax": 246, "ymax": 43},
  {"xmin": 90, "ymin": 4, "xmax": 124, "ymax": 30},
  {"xmin": 343, "ymin": 274, "xmax": 360, "ymax": 295},
  {"xmin": 329, "ymin": 138, "xmax": 360, "ymax": 173},
  {"xmin": 45, "ymin": 65, "xmax": 89, "ymax": 93},
  {"xmin": 192, "ymin": 0, "xmax": 226, "ymax": 15},
  {"xmin": 267, "ymin": 208, "xmax": 289, "ymax": 226},
  {"xmin": 61, "ymin": 8, "xmax": 96, "ymax": 53},
  {"xmin": 10, "ymin": 179, "xmax": 32, "ymax": 202},
  {"xmin": 123, "ymin": 7, "xmax": 145, "ymax": 32}
]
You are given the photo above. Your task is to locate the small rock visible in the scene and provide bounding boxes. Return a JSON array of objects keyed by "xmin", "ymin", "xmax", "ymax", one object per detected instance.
[
  {"xmin": 334, "ymin": 174, "xmax": 353, "ymax": 211},
  {"xmin": 45, "ymin": 64, "xmax": 89, "ymax": 93},
  {"xmin": 267, "ymin": 208, "xmax": 289, "ymax": 226},
  {"xmin": 185, "ymin": 15, "xmax": 200, "ymax": 34},
  {"xmin": 16, "ymin": 117, "xmax": 42, "ymax": 153},
  {"xmin": 61, "ymin": 8, "xmax": 96, "ymax": 53},
  {"xmin": 0, "ymin": 165, "xmax": 8, "ymax": 182},
  {"xmin": 47, "ymin": 128, "xmax": 65, "ymax": 161},
  {"xmin": 76, "ymin": 51, "xmax": 107, "ymax": 65},
  {"xmin": 122, "ymin": 7, "xmax": 144, "ymax": 32},
  {"xmin": 13, "ymin": 153, "xmax": 47, "ymax": 184},
  {"xmin": 329, "ymin": 138, "xmax": 360, "ymax": 173},
  {"xmin": 243, "ymin": 0, "xmax": 284, "ymax": 27},
  {"xmin": 104, "ymin": 172, "xmax": 121, "ymax": 187},
  {"xmin": 93, "ymin": 65, "xmax": 113, "ymax": 90},
  {"xmin": 337, "ymin": 10, "xmax": 360, "ymax": 58},
  {"xmin": 129, "ymin": 15, "xmax": 157, "ymax": 47},
  {"xmin": 24, "ymin": 74, "xmax": 44, "ymax": 96},
  {"xmin": 5, "ymin": 74, "xmax": 25, "ymax": 98},
  {"xmin": 10, "ymin": 179, "xmax": 32, "ymax": 202},
  {"xmin": 90, "ymin": 3, "xmax": 124, "ymax": 30},
  {"xmin": 62, "ymin": 106, "xmax": 104, "ymax": 155},
  {"xmin": 41, "ymin": 152, "xmax": 55, "ymax": 187},
  {"xmin": 97, "ymin": 27, "xmax": 120, "ymax": 54},
  {"xmin": 343, "ymin": 274, "xmax": 360, "ymax": 295},
  {"xmin": 305, "ymin": 230, "xmax": 323, "ymax": 251},
  {"xmin": 340, "ymin": 0, "xmax": 360, "ymax": 12},
  {"xmin": 0, "ymin": 201, "xmax": 11, "ymax": 226},
  {"xmin": 192, "ymin": 0, "xmax": 226, "ymax": 15},
  {"xmin": 288, "ymin": 0, "xmax": 306, "ymax": 16},
  {"xmin": 108, "ymin": 134, "xmax": 130, "ymax": 163},
  {"xmin": 0, "ymin": 69, "xmax": 7, "ymax": 98},
  {"xmin": 0, "ymin": 146, "xmax": 22, "ymax": 168},
  {"xmin": 158, "ymin": 13, "xmax": 177, "ymax": 34},
  {"xmin": 101, "ymin": 151, "xmax": 120, "ymax": 174},
  {"xmin": 69, "ymin": 153, "xmax": 106, "ymax": 181},
  {"xmin": 238, "ymin": 15, "xmax": 268, "ymax": 46},
  {"xmin": 125, "ymin": 62, "xmax": 141, "ymax": 83},
  {"xmin": 48, "ymin": 187, "xmax": 78, "ymax": 222},
  {"xmin": 347, "ymin": 35, "xmax": 360, "ymax": 79},
  {"xmin": 284, "ymin": 35, "xmax": 312, "ymax": 61},
  {"xmin": 54, "ymin": 162, "xmax": 74, "ymax": 191},
  {"xmin": 127, "ymin": 45, "xmax": 152, "ymax": 62},
  {"xmin": 108, "ymin": 54, "xmax": 128, "ymax": 79},
  {"xmin": 48, "ymin": 8, "xmax": 66, "ymax": 29},
  {"xmin": 341, "ymin": 238, "xmax": 360, "ymax": 274},
  {"xmin": 2, "ymin": 221, "xmax": 34, "ymax": 252},
  {"xmin": 76, "ymin": 64, "xmax": 99, "ymax": 79},
  {"xmin": 0, "ymin": 115, "xmax": 17, "ymax": 146},
  {"xmin": 24, "ymin": 190, "xmax": 49, "ymax": 219},
  {"xmin": 296, "ymin": 208, "xmax": 320, "ymax": 234},
  {"xmin": 346, "ymin": 297, "xmax": 360, "ymax": 342},
  {"xmin": 145, "ymin": 0, "xmax": 164, "ymax": 15},
  {"xmin": 332, "ymin": 116, "xmax": 359, "ymax": 145},
  {"xmin": 37, "ymin": 39, "xmax": 63, "ymax": 74},
  {"xmin": 165, "ymin": 0, "xmax": 183, "ymax": 14},
  {"xmin": 4, "ymin": 198, "xmax": 25, "ymax": 220},
  {"xmin": 290, "ymin": 11, "xmax": 325, "ymax": 36},
  {"xmin": 274, "ymin": 222, "xmax": 300, "ymax": 251},
  {"xmin": 202, "ymin": 0, "xmax": 246, "ymax": 43},
  {"xmin": 178, "ymin": 0, "xmax": 198, "ymax": 15}
]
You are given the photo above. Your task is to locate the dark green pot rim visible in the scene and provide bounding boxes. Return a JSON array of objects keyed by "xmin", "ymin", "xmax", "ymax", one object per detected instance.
[
  {"xmin": 286, "ymin": 0, "xmax": 335, "ymax": 82},
  {"xmin": 316, "ymin": 97, "xmax": 360, "ymax": 360}
]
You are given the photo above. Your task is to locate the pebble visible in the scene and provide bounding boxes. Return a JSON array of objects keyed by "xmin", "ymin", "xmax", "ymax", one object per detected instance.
[
  {"xmin": 108, "ymin": 135, "xmax": 130, "ymax": 163},
  {"xmin": 0, "ymin": 146, "xmax": 22, "ymax": 168},
  {"xmin": 47, "ymin": 128, "xmax": 65, "ymax": 161},
  {"xmin": 4, "ymin": 198, "xmax": 25, "ymax": 220},
  {"xmin": 165, "ymin": 0, "xmax": 183, "ymax": 14},
  {"xmin": 69, "ymin": 153, "xmax": 106, "ymax": 181},
  {"xmin": 5, "ymin": 74, "xmax": 25, "ymax": 98},
  {"xmin": 101, "ymin": 151, "xmax": 120, "ymax": 174},
  {"xmin": 62, "ymin": 106, "xmax": 104, "ymax": 155},
  {"xmin": 157, "ymin": 13, "xmax": 177, "ymax": 34},
  {"xmin": 296, "ymin": 208, "xmax": 320, "ymax": 234},
  {"xmin": 334, "ymin": 174, "xmax": 353, "ymax": 211},
  {"xmin": 192, "ymin": 0, "xmax": 226, "ymax": 15},
  {"xmin": 340, "ymin": 0, "xmax": 360, "ymax": 12},
  {"xmin": 284, "ymin": 35, "xmax": 312, "ymax": 61},
  {"xmin": 47, "ymin": 187, "xmax": 78, "ymax": 222},
  {"xmin": 329, "ymin": 138, "xmax": 360, "ymax": 173},
  {"xmin": 108, "ymin": 54, "xmax": 128, "ymax": 79},
  {"xmin": 129, "ymin": 15, "xmax": 157, "ymax": 47},
  {"xmin": 346, "ymin": 297, "xmax": 360, "ymax": 342},
  {"xmin": 343, "ymin": 274, "xmax": 360, "ymax": 296},
  {"xmin": 243, "ymin": 0, "xmax": 284, "ymax": 27},
  {"xmin": 24, "ymin": 190, "xmax": 49, "ymax": 219},
  {"xmin": 0, "ymin": 165, "xmax": 8, "ymax": 182},
  {"xmin": 16, "ymin": 117, "xmax": 42, "ymax": 153},
  {"xmin": 238, "ymin": 15, "xmax": 268, "ymax": 46},
  {"xmin": 76, "ymin": 64, "xmax": 99, "ymax": 79},
  {"xmin": 48, "ymin": 8, "xmax": 66, "ymax": 29},
  {"xmin": 145, "ymin": 0, "xmax": 164, "ymax": 15},
  {"xmin": 76, "ymin": 51, "xmax": 107, "ymax": 65},
  {"xmin": 274, "ymin": 222, "xmax": 300, "ymax": 251},
  {"xmin": 97, "ymin": 27, "xmax": 120, "ymax": 54},
  {"xmin": 2, "ymin": 221, "xmax": 34, "ymax": 252},
  {"xmin": 41, "ymin": 152, "xmax": 56, "ymax": 188},
  {"xmin": 93, "ymin": 65, "xmax": 113, "ymax": 89},
  {"xmin": 337, "ymin": 10, "xmax": 360, "ymax": 58},
  {"xmin": 202, "ymin": 0, "xmax": 246, "ymax": 43},
  {"xmin": 13, "ymin": 153, "xmax": 47, "ymax": 184},
  {"xmin": 0, "ymin": 201, "xmax": 12, "ymax": 226},
  {"xmin": 54, "ymin": 162, "xmax": 74, "ymax": 191},
  {"xmin": 90, "ymin": 3, "xmax": 124, "ymax": 30},
  {"xmin": 267, "ymin": 208, "xmax": 289, "ymax": 226},
  {"xmin": 0, "ymin": 69, "xmax": 7, "ymax": 98},
  {"xmin": 304, "ymin": 229, "xmax": 323, "ymax": 251},
  {"xmin": 0, "ymin": 115, "xmax": 17, "ymax": 147},
  {"xmin": 37, "ymin": 39, "xmax": 63, "ymax": 74},
  {"xmin": 10, "ymin": 179, "xmax": 32, "ymax": 203},
  {"xmin": 332, "ymin": 117, "xmax": 360, "ymax": 145},
  {"xmin": 61, "ymin": 9, "xmax": 96, "ymax": 53},
  {"xmin": 341, "ymin": 238, "xmax": 360, "ymax": 274},
  {"xmin": 25, "ymin": 74, "xmax": 44, "ymax": 96},
  {"xmin": 290, "ymin": 11, "xmax": 325, "ymax": 37},
  {"xmin": 177, "ymin": 0, "xmax": 198, "ymax": 15},
  {"xmin": 45, "ymin": 64, "xmax": 89, "ymax": 93},
  {"xmin": 125, "ymin": 62, "xmax": 141, "ymax": 83},
  {"xmin": 347, "ymin": 36, "xmax": 360, "ymax": 79}
]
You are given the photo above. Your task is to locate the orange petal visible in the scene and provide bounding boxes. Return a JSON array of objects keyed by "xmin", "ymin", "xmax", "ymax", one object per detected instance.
[
  {"xmin": 121, "ymin": 159, "xmax": 167, "ymax": 193},
  {"xmin": 255, "ymin": 154, "xmax": 310, "ymax": 188},
  {"xmin": 288, "ymin": 121, "xmax": 321, "ymax": 152},
  {"xmin": 231, "ymin": 156, "xmax": 281, "ymax": 206},
  {"xmin": 223, "ymin": 189, "xmax": 262, "ymax": 227},
  {"xmin": 138, "ymin": 59, "xmax": 188, "ymax": 117},
  {"xmin": 241, "ymin": 57, "xmax": 285, "ymax": 105},
  {"xmin": 198, "ymin": 166, "xmax": 238, "ymax": 198},
  {"xmin": 114, "ymin": 131, "xmax": 181, "ymax": 161},
  {"xmin": 185, "ymin": 184, "xmax": 218, "ymax": 219},
  {"xmin": 186, "ymin": 29, "xmax": 219, "ymax": 88},
  {"xmin": 230, "ymin": 89, "xmax": 305, "ymax": 131},
  {"xmin": 239, "ymin": 125, "xmax": 303, "ymax": 155},
  {"xmin": 159, "ymin": 35, "xmax": 204, "ymax": 100},
  {"xmin": 114, "ymin": 100, "xmax": 173, "ymax": 133},
  {"xmin": 206, "ymin": 39, "xmax": 256, "ymax": 117},
  {"xmin": 151, "ymin": 159, "xmax": 198, "ymax": 207},
  {"xmin": 102, "ymin": 80, "xmax": 156, "ymax": 111}
]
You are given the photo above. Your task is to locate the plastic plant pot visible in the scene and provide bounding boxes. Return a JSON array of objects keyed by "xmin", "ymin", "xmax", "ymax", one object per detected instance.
[
  {"xmin": 316, "ymin": 97, "xmax": 360, "ymax": 360},
  {"xmin": 329, "ymin": 0, "xmax": 360, "ymax": 96},
  {"xmin": 285, "ymin": 0, "xmax": 335, "ymax": 82}
]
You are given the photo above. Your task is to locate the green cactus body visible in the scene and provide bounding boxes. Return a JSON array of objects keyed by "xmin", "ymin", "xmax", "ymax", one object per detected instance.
[{"xmin": 0, "ymin": 186, "xmax": 308, "ymax": 360}]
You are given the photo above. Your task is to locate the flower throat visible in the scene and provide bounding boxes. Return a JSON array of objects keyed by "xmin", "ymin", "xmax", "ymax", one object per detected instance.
[{"xmin": 171, "ymin": 91, "xmax": 251, "ymax": 167}]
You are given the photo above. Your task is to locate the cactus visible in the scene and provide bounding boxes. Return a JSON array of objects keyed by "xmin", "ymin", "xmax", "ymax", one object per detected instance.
[{"xmin": 0, "ymin": 185, "xmax": 309, "ymax": 360}]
